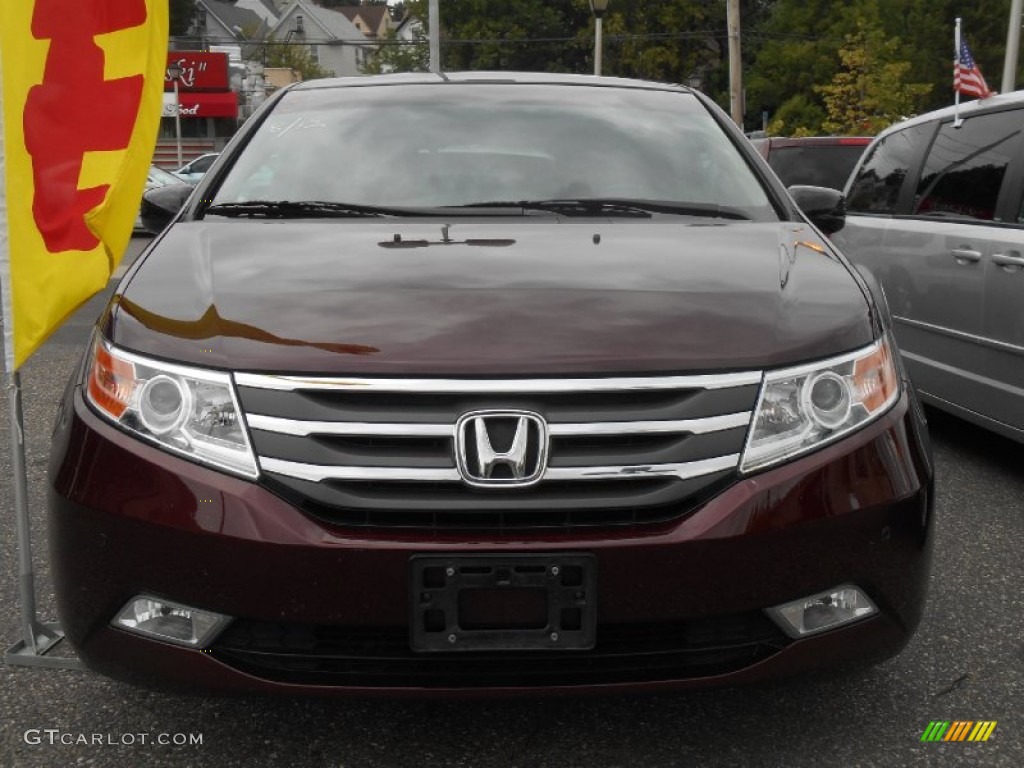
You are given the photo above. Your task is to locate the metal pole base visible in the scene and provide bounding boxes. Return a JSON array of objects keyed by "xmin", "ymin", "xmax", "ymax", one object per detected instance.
[{"xmin": 5, "ymin": 621, "xmax": 84, "ymax": 670}]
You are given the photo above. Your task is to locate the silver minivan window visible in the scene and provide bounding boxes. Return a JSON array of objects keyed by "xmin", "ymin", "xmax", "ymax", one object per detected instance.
[{"xmin": 912, "ymin": 110, "xmax": 1022, "ymax": 220}]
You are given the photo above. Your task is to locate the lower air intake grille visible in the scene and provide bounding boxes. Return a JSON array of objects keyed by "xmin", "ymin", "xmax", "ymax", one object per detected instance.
[{"xmin": 212, "ymin": 613, "xmax": 789, "ymax": 688}]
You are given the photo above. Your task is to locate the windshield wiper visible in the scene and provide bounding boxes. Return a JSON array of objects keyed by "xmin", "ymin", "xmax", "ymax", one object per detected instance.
[
  {"xmin": 451, "ymin": 199, "xmax": 751, "ymax": 220},
  {"xmin": 460, "ymin": 199, "xmax": 651, "ymax": 217},
  {"xmin": 204, "ymin": 200, "xmax": 402, "ymax": 218}
]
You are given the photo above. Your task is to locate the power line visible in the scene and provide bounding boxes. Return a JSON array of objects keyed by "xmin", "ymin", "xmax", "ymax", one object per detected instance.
[
  {"xmin": 179, "ymin": 29, "xmax": 737, "ymax": 49},
  {"xmin": 177, "ymin": 28, "xmax": 843, "ymax": 51}
]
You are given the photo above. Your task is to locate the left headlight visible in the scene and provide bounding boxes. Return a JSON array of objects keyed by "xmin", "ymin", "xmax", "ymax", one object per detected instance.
[
  {"xmin": 84, "ymin": 336, "xmax": 258, "ymax": 478},
  {"xmin": 741, "ymin": 337, "xmax": 899, "ymax": 473}
]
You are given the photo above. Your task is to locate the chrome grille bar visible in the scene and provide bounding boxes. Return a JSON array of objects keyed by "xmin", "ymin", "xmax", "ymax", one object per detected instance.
[
  {"xmin": 235, "ymin": 371, "xmax": 763, "ymax": 393},
  {"xmin": 260, "ymin": 454, "xmax": 740, "ymax": 484},
  {"xmin": 246, "ymin": 412, "xmax": 751, "ymax": 438},
  {"xmin": 261, "ymin": 459, "xmax": 461, "ymax": 483},
  {"xmin": 248, "ymin": 416, "xmax": 451, "ymax": 437},
  {"xmin": 544, "ymin": 454, "xmax": 739, "ymax": 481}
]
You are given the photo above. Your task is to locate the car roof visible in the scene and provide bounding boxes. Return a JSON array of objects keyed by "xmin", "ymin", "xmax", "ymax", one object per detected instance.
[
  {"xmin": 872, "ymin": 90, "xmax": 1024, "ymax": 141},
  {"xmin": 179, "ymin": 153, "xmax": 218, "ymax": 167},
  {"xmin": 291, "ymin": 71, "xmax": 697, "ymax": 95}
]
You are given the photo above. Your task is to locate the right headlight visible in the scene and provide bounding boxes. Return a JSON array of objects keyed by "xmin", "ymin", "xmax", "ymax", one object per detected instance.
[{"xmin": 741, "ymin": 337, "xmax": 899, "ymax": 473}]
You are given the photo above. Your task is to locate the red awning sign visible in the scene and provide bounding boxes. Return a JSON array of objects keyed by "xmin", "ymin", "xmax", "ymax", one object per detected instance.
[
  {"xmin": 162, "ymin": 91, "xmax": 237, "ymax": 118},
  {"xmin": 165, "ymin": 51, "xmax": 229, "ymax": 91}
]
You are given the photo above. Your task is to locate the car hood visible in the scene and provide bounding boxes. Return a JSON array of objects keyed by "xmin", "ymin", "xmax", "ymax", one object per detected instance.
[{"xmin": 111, "ymin": 218, "xmax": 874, "ymax": 375}]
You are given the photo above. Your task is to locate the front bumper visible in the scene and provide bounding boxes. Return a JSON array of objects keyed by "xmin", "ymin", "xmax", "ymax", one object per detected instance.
[{"xmin": 48, "ymin": 383, "xmax": 934, "ymax": 695}]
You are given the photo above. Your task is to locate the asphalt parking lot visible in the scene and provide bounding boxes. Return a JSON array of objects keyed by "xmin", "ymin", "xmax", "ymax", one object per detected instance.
[{"xmin": 0, "ymin": 236, "xmax": 1021, "ymax": 767}]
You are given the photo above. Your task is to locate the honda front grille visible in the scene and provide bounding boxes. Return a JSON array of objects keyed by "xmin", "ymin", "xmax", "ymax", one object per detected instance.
[{"xmin": 234, "ymin": 372, "xmax": 762, "ymax": 530}]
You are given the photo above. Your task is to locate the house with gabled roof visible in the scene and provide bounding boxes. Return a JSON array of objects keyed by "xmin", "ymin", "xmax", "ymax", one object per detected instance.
[
  {"xmin": 336, "ymin": 4, "xmax": 392, "ymax": 40},
  {"xmin": 236, "ymin": 0, "xmax": 279, "ymax": 26},
  {"xmin": 188, "ymin": 0, "xmax": 267, "ymax": 46},
  {"xmin": 394, "ymin": 11, "xmax": 424, "ymax": 45},
  {"xmin": 268, "ymin": 1, "xmax": 369, "ymax": 77}
]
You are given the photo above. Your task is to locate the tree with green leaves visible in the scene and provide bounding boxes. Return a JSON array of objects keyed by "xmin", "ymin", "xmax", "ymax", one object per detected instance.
[
  {"xmin": 748, "ymin": 0, "xmax": 1020, "ymax": 134},
  {"xmin": 361, "ymin": 0, "xmax": 429, "ymax": 74},
  {"xmin": 596, "ymin": 0, "xmax": 720, "ymax": 84},
  {"xmin": 425, "ymin": 0, "xmax": 754, "ymax": 81},
  {"xmin": 437, "ymin": 0, "xmax": 591, "ymax": 74},
  {"xmin": 814, "ymin": 19, "xmax": 932, "ymax": 135},
  {"xmin": 362, "ymin": 26, "xmax": 430, "ymax": 74},
  {"xmin": 880, "ymin": 0, "xmax": 1019, "ymax": 111},
  {"xmin": 746, "ymin": 0, "xmax": 864, "ymax": 134},
  {"xmin": 266, "ymin": 0, "xmax": 1023, "ymax": 133}
]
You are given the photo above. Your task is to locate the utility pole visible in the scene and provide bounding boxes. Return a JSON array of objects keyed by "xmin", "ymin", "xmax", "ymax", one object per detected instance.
[
  {"xmin": 429, "ymin": 0, "xmax": 440, "ymax": 73},
  {"xmin": 727, "ymin": 0, "xmax": 743, "ymax": 127},
  {"xmin": 1002, "ymin": 0, "xmax": 1022, "ymax": 92}
]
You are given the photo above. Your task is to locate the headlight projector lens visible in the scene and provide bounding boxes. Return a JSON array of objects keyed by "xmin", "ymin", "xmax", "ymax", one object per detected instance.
[
  {"xmin": 804, "ymin": 371, "xmax": 851, "ymax": 429},
  {"xmin": 138, "ymin": 375, "xmax": 191, "ymax": 435}
]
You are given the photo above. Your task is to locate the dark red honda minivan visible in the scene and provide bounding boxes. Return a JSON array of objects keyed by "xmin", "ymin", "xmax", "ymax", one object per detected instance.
[{"xmin": 48, "ymin": 73, "xmax": 934, "ymax": 695}]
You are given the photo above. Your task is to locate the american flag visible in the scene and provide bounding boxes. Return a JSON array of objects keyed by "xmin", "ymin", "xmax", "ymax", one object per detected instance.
[{"xmin": 955, "ymin": 40, "xmax": 993, "ymax": 99}]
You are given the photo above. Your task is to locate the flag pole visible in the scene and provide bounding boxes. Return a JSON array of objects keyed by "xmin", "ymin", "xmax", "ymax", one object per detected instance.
[
  {"xmin": 4, "ymin": 372, "xmax": 81, "ymax": 669},
  {"xmin": 954, "ymin": 17, "xmax": 963, "ymax": 128},
  {"xmin": 0, "ymin": 48, "xmax": 82, "ymax": 670}
]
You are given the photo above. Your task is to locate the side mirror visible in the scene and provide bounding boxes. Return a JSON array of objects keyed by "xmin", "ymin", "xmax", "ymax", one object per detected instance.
[
  {"xmin": 788, "ymin": 185, "xmax": 846, "ymax": 236},
  {"xmin": 140, "ymin": 184, "xmax": 192, "ymax": 234}
]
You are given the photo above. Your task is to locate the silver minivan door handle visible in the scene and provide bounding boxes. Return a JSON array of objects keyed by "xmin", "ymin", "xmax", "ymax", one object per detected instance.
[
  {"xmin": 951, "ymin": 247, "xmax": 982, "ymax": 264},
  {"xmin": 991, "ymin": 251, "xmax": 1024, "ymax": 271}
]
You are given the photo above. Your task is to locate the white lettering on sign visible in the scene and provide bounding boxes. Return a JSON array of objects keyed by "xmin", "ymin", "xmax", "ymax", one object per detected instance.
[
  {"xmin": 165, "ymin": 57, "xmax": 209, "ymax": 89},
  {"xmin": 162, "ymin": 98, "xmax": 203, "ymax": 117}
]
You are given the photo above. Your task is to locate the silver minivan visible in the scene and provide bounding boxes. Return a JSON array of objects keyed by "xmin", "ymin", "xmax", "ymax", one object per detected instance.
[{"xmin": 833, "ymin": 93, "xmax": 1024, "ymax": 443}]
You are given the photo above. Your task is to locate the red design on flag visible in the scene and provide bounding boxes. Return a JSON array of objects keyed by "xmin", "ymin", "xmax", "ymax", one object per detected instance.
[
  {"xmin": 955, "ymin": 40, "xmax": 993, "ymax": 100},
  {"xmin": 23, "ymin": 0, "xmax": 148, "ymax": 253}
]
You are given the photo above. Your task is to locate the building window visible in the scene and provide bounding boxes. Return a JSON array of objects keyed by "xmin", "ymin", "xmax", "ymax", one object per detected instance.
[{"xmin": 160, "ymin": 116, "xmax": 212, "ymax": 139}]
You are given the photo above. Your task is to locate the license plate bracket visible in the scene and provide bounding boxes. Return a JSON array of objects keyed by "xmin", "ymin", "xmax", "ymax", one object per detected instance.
[{"xmin": 410, "ymin": 553, "xmax": 597, "ymax": 652}]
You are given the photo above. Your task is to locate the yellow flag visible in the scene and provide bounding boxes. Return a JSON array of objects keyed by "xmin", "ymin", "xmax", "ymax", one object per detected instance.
[{"xmin": 0, "ymin": 0, "xmax": 168, "ymax": 371}]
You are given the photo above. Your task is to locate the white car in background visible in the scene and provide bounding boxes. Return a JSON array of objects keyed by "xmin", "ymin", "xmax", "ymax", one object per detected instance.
[{"xmin": 172, "ymin": 152, "xmax": 219, "ymax": 184}]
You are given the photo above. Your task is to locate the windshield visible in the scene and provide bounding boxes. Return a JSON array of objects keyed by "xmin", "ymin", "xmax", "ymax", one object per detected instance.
[{"xmin": 210, "ymin": 83, "xmax": 777, "ymax": 220}]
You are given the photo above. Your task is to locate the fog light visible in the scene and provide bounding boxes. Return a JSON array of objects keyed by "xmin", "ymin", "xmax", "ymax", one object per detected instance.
[
  {"xmin": 766, "ymin": 585, "xmax": 877, "ymax": 638},
  {"xmin": 113, "ymin": 597, "xmax": 231, "ymax": 647}
]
